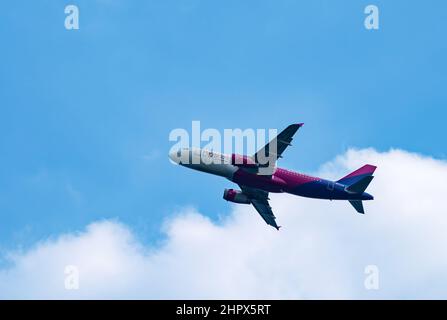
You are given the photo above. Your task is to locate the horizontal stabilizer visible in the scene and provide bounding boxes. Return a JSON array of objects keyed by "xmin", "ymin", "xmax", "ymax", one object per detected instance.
[
  {"xmin": 349, "ymin": 200, "xmax": 364, "ymax": 214},
  {"xmin": 346, "ymin": 175, "xmax": 374, "ymax": 193}
]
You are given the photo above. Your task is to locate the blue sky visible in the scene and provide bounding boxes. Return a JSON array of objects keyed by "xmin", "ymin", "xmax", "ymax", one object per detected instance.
[{"xmin": 0, "ymin": 0, "xmax": 446, "ymax": 254}]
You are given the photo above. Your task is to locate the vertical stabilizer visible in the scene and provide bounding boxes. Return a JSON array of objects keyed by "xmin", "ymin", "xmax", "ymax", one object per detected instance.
[{"xmin": 338, "ymin": 164, "xmax": 377, "ymax": 186}]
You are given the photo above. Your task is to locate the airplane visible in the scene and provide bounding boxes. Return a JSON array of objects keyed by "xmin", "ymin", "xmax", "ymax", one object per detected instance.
[{"xmin": 169, "ymin": 123, "xmax": 376, "ymax": 230}]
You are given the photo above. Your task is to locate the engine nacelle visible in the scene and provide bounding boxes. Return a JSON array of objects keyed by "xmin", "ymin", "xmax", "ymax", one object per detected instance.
[{"xmin": 223, "ymin": 189, "xmax": 251, "ymax": 204}]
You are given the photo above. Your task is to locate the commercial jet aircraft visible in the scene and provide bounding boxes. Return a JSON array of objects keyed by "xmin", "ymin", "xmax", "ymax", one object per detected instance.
[{"xmin": 169, "ymin": 124, "xmax": 376, "ymax": 230}]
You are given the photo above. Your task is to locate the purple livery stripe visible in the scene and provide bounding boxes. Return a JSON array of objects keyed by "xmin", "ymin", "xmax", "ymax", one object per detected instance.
[
  {"xmin": 232, "ymin": 167, "xmax": 320, "ymax": 193},
  {"xmin": 337, "ymin": 164, "xmax": 377, "ymax": 186}
]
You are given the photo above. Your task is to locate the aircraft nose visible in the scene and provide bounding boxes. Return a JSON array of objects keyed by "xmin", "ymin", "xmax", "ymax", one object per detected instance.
[{"xmin": 169, "ymin": 149, "xmax": 181, "ymax": 164}]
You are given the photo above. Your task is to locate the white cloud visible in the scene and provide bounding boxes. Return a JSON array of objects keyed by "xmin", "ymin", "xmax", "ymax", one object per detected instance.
[{"xmin": 1, "ymin": 148, "xmax": 447, "ymax": 299}]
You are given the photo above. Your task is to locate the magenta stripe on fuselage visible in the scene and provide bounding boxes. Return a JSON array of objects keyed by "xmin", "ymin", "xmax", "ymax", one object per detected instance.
[
  {"xmin": 232, "ymin": 167, "xmax": 320, "ymax": 193},
  {"xmin": 274, "ymin": 168, "xmax": 320, "ymax": 189}
]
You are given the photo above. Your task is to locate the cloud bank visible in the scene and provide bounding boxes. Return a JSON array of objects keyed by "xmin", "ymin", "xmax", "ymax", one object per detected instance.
[{"xmin": 1, "ymin": 148, "xmax": 446, "ymax": 299}]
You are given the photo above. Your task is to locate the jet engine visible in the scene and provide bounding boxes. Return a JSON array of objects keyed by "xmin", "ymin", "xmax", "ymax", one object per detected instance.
[{"xmin": 223, "ymin": 189, "xmax": 251, "ymax": 204}]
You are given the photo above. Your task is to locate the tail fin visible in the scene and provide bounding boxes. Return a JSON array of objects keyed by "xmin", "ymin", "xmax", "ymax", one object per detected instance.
[
  {"xmin": 342, "ymin": 165, "xmax": 377, "ymax": 215},
  {"xmin": 346, "ymin": 175, "xmax": 374, "ymax": 193},
  {"xmin": 337, "ymin": 164, "xmax": 377, "ymax": 186}
]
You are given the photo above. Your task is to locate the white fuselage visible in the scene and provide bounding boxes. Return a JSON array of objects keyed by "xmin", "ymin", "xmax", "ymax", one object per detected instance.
[{"xmin": 169, "ymin": 148, "xmax": 238, "ymax": 180}]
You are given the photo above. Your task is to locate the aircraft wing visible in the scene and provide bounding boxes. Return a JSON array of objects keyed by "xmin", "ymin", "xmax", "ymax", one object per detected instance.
[
  {"xmin": 253, "ymin": 123, "xmax": 303, "ymax": 171},
  {"xmin": 239, "ymin": 185, "xmax": 280, "ymax": 230}
]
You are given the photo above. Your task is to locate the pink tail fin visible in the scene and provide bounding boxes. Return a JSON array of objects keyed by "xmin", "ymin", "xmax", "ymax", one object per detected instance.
[{"xmin": 337, "ymin": 164, "xmax": 377, "ymax": 186}]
